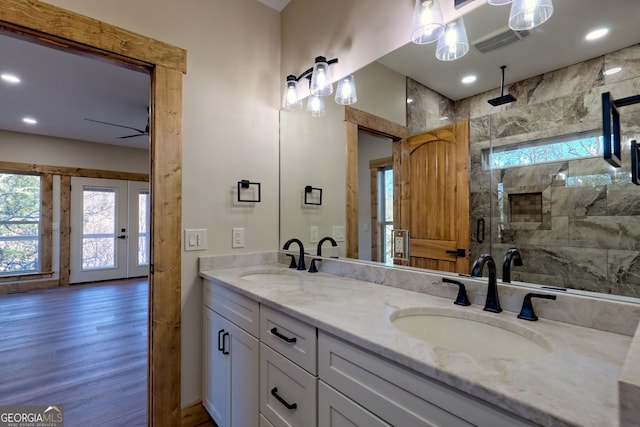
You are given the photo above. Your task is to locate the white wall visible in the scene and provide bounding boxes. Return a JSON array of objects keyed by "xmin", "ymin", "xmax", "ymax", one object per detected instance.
[
  {"xmin": 43, "ymin": 0, "xmax": 281, "ymax": 406},
  {"xmin": 0, "ymin": 130, "xmax": 149, "ymax": 173}
]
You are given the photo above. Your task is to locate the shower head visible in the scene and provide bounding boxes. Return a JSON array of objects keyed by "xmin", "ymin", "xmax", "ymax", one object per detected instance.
[
  {"xmin": 488, "ymin": 65, "xmax": 516, "ymax": 106},
  {"xmin": 488, "ymin": 93, "xmax": 517, "ymax": 106}
]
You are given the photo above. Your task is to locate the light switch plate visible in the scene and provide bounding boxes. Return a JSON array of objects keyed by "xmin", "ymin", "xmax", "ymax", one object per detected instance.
[
  {"xmin": 184, "ymin": 229, "xmax": 207, "ymax": 251},
  {"xmin": 332, "ymin": 226, "xmax": 345, "ymax": 242},
  {"xmin": 310, "ymin": 226, "xmax": 319, "ymax": 243}
]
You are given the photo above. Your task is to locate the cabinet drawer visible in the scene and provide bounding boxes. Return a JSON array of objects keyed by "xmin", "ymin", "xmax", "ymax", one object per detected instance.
[
  {"xmin": 260, "ymin": 343, "xmax": 317, "ymax": 427},
  {"xmin": 260, "ymin": 305, "xmax": 317, "ymax": 374},
  {"xmin": 318, "ymin": 332, "xmax": 535, "ymax": 427},
  {"xmin": 318, "ymin": 380, "xmax": 391, "ymax": 427},
  {"xmin": 260, "ymin": 414, "xmax": 275, "ymax": 427},
  {"xmin": 204, "ymin": 279, "xmax": 259, "ymax": 337}
]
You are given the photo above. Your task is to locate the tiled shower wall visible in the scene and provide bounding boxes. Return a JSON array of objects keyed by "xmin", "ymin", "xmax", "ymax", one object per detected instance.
[{"xmin": 407, "ymin": 43, "xmax": 640, "ymax": 297}]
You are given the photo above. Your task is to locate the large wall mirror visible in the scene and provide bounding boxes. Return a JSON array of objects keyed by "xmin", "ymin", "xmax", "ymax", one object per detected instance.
[{"xmin": 280, "ymin": 0, "xmax": 640, "ymax": 300}]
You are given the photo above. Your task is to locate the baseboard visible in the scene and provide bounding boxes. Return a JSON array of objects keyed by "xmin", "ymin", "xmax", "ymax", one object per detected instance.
[{"xmin": 181, "ymin": 401, "xmax": 215, "ymax": 427}]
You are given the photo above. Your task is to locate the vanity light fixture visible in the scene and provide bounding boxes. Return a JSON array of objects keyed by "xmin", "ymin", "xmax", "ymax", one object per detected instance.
[
  {"xmin": 282, "ymin": 56, "xmax": 358, "ymax": 116},
  {"xmin": 508, "ymin": 0, "xmax": 554, "ymax": 31},
  {"xmin": 306, "ymin": 95, "xmax": 326, "ymax": 117},
  {"xmin": 1, "ymin": 73, "xmax": 21, "ymax": 84},
  {"xmin": 435, "ymin": 16, "xmax": 469, "ymax": 61},
  {"xmin": 585, "ymin": 27, "xmax": 609, "ymax": 41},
  {"xmin": 488, "ymin": 0, "xmax": 554, "ymax": 31},
  {"xmin": 410, "ymin": 0, "xmax": 445, "ymax": 44}
]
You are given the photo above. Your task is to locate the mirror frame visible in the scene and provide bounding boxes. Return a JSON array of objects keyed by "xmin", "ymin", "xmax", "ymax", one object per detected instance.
[{"xmin": 0, "ymin": 1, "xmax": 185, "ymax": 424}]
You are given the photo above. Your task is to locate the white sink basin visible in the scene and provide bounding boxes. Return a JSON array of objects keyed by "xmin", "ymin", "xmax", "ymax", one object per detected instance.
[
  {"xmin": 390, "ymin": 308, "xmax": 551, "ymax": 359},
  {"xmin": 240, "ymin": 270, "xmax": 298, "ymax": 283}
]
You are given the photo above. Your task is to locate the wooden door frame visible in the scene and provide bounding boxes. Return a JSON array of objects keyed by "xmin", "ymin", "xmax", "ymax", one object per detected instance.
[
  {"xmin": 0, "ymin": 1, "xmax": 185, "ymax": 425},
  {"xmin": 344, "ymin": 107, "xmax": 407, "ymax": 259}
]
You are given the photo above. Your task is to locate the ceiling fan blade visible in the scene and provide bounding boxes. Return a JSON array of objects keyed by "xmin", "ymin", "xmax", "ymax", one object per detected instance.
[
  {"xmin": 118, "ymin": 133, "xmax": 149, "ymax": 139},
  {"xmin": 85, "ymin": 118, "xmax": 147, "ymax": 134}
]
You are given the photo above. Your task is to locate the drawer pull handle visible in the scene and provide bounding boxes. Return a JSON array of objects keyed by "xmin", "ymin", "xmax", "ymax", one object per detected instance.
[
  {"xmin": 222, "ymin": 331, "xmax": 230, "ymax": 355},
  {"xmin": 271, "ymin": 387, "xmax": 297, "ymax": 410},
  {"xmin": 270, "ymin": 327, "xmax": 297, "ymax": 344},
  {"xmin": 217, "ymin": 329, "xmax": 225, "ymax": 352}
]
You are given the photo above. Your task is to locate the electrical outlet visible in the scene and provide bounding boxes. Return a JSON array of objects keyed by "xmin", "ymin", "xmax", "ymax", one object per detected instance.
[
  {"xmin": 310, "ymin": 226, "xmax": 319, "ymax": 243},
  {"xmin": 232, "ymin": 228, "xmax": 245, "ymax": 248}
]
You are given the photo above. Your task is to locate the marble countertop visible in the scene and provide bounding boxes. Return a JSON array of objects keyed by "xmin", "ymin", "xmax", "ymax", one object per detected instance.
[{"xmin": 201, "ymin": 262, "xmax": 632, "ymax": 427}]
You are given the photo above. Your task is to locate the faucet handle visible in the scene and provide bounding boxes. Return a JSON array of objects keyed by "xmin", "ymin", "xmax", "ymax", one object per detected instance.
[
  {"xmin": 442, "ymin": 278, "xmax": 471, "ymax": 306},
  {"xmin": 285, "ymin": 253, "xmax": 297, "ymax": 269},
  {"xmin": 517, "ymin": 292, "xmax": 557, "ymax": 321},
  {"xmin": 308, "ymin": 258, "xmax": 321, "ymax": 273}
]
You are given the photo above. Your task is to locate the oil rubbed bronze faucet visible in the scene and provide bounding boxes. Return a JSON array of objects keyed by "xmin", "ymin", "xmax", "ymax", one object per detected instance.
[
  {"xmin": 502, "ymin": 248, "xmax": 523, "ymax": 283},
  {"xmin": 316, "ymin": 236, "xmax": 337, "ymax": 256},
  {"xmin": 283, "ymin": 238, "xmax": 305, "ymax": 271},
  {"xmin": 471, "ymin": 254, "xmax": 502, "ymax": 313}
]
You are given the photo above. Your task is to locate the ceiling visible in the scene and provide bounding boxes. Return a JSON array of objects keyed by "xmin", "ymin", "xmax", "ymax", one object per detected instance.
[
  {"xmin": 378, "ymin": 0, "xmax": 639, "ymax": 101},
  {"xmin": 0, "ymin": 0, "xmax": 637, "ymax": 149}
]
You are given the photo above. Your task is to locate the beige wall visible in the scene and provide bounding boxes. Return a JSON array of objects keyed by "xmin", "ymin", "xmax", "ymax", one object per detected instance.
[
  {"xmin": 281, "ymin": 0, "xmax": 413, "ymax": 97},
  {"xmin": 0, "ymin": 130, "xmax": 149, "ymax": 173},
  {"xmin": 43, "ymin": 0, "xmax": 281, "ymax": 405}
]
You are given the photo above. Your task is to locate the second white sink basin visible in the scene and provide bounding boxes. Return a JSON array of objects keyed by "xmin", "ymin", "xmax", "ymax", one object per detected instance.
[
  {"xmin": 390, "ymin": 308, "xmax": 551, "ymax": 359},
  {"xmin": 240, "ymin": 270, "xmax": 298, "ymax": 283}
]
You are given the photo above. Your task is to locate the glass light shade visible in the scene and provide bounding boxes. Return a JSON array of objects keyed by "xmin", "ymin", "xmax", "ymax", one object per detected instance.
[
  {"xmin": 309, "ymin": 56, "xmax": 333, "ymax": 97},
  {"xmin": 488, "ymin": 0, "xmax": 513, "ymax": 5},
  {"xmin": 282, "ymin": 75, "xmax": 302, "ymax": 110},
  {"xmin": 508, "ymin": 0, "xmax": 553, "ymax": 31},
  {"xmin": 306, "ymin": 95, "xmax": 326, "ymax": 117},
  {"xmin": 335, "ymin": 75, "xmax": 357, "ymax": 105},
  {"xmin": 435, "ymin": 17, "xmax": 469, "ymax": 61},
  {"xmin": 410, "ymin": 0, "xmax": 445, "ymax": 45}
]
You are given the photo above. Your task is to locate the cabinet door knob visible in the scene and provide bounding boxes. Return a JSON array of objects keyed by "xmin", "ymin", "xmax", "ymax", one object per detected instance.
[
  {"xmin": 271, "ymin": 387, "xmax": 297, "ymax": 410},
  {"xmin": 270, "ymin": 327, "xmax": 297, "ymax": 344}
]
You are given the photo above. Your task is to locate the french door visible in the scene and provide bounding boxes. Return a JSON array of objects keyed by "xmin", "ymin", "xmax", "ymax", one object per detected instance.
[{"xmin": 69, "ymin": 177, "xmax": 149, "ymax": 283}]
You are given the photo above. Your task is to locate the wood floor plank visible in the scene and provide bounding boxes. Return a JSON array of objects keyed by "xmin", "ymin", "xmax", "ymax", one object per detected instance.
[{"xmin": 0, "ymin": 278, "xmax": 148, "ymax": 426}]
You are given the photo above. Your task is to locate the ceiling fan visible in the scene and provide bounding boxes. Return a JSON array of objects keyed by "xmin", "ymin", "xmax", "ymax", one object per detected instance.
[{"xmin": 84, "ymin": 114, "xmax": 149, "ymax": 139}]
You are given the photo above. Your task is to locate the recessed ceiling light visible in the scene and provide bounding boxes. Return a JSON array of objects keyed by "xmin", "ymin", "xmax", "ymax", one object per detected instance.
[
  {"xmin": 1, "ymin": 73, "xmax": 21, "ymax": 84},
  {"xmin": 22, "ymin": 117, "xmax": 37, "ymax": 125},
  {"xmin": 440, "ymin": 116, "xmax": 449, "ymax": 120},
  {"xmin": 407, "ymin": 97, "xmax": 414, "ymax": 104},
  {"xmin": 585, "ymin": 28, "xmax": 609, "ymax": 41},
  {"xmin": 604, "ymin": 67, "xmax": 622, "ymax": 76},
  {"xmin": 461, "ymin": 75, "xmax": 477, "ymax": 84}
]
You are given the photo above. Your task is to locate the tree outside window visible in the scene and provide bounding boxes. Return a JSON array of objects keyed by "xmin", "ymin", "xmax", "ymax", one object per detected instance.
[{"xmin": 0, "ymin": 173, "xmax": 41, "ymax": 274}]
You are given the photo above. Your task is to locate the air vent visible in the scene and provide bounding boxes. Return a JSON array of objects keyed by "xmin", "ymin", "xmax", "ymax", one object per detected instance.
[{"xmin": 473, "ymin": 28, "xmax": 530, "ymax": 53}]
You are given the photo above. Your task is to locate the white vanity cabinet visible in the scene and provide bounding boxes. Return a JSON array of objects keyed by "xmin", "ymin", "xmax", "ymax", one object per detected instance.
[
  {"xmin": 318, "ymin": 332, "xmax": 536, "ymax": 427},
  {"xmin": 203, "ymin": 280, "xmax": 260, "ymax": 427},
  {"xmin": 259, "ymin": 305, "xmax": 318, "ymax": 427}
]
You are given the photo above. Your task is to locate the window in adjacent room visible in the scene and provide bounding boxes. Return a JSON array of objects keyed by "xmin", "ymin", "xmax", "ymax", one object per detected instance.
[{"xmin": 0, "ymin": 172, "xmax": 42, "ymax": 274}]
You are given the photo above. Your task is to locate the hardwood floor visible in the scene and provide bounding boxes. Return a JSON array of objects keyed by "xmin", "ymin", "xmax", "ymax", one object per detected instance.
[{"xmin": 0, "ymin": 278, "xmax": 148, "ymax": 426}]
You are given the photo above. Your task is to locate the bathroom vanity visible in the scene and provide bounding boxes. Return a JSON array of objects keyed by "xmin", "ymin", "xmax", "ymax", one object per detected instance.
[{"xmin": 200, "ymin": 252, "xmax": 640, "ymax": 426}]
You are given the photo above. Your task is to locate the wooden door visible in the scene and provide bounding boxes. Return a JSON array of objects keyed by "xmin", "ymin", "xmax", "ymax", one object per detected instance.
[{"xmin": 396, "ymin": 121, "xmax": 470, "ymax": 274}]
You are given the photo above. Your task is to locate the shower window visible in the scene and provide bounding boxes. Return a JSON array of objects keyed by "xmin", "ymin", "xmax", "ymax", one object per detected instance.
[{"xmin": 482, "ymin": 130, "xmax": 603, "ymax": 170}]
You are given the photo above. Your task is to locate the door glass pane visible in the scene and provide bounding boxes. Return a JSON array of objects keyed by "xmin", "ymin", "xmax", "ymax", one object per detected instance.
[
  {"xmin": 82, "ymin": 187, "xmax": 116, "ymax": 269},
  {"xmin": 138, "ymin": 190, "xmax": 149, "ymax": 266},
  {"xmin": 384, "ymin": 169, "xmax": 393, "ymax": 221}
]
